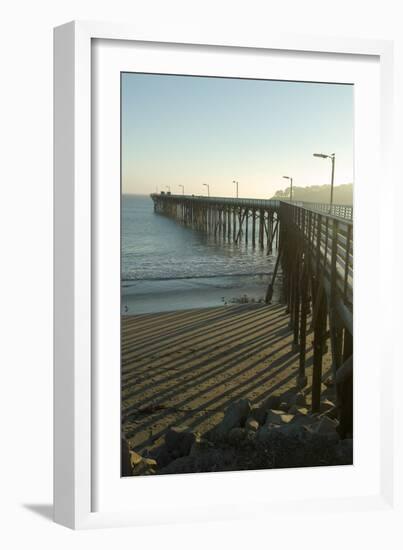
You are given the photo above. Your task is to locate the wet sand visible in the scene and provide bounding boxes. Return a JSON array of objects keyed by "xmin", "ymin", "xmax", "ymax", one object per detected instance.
[{"xmin": 121, "ymin": 303, "xmax": 332, "ymax": 454}]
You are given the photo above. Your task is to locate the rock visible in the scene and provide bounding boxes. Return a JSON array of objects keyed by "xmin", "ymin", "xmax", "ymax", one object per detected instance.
[
  {"xmin": 165, "ymin": 426, "xmax": 197, "ymax": 457},
  {"xmin": 214, "ymin": 399, "xmax": 251, "ymax": 438},
  {"xmin": 255, "ymin": 425, "xmax": 275, "ymax": 446},
  {"xmin": 245, "ymin": 429, "xmax": 257, "ymax": 444},
  {"xmin": 228, "ymin": 427, "xmax": 247, "ymax": 444},
  {"xmin": 290, "ymin": 391, "xmax": 306, "ymax": 407},
  {"xmin": 153, "ymin": 445, "xmax": 174, "ymax": 468},
  {"xmin": 291, "ymin": 411, "xmax": 315, "ymax": 429},
  {"xmin": 121, "ymin": 438, "xmax": 133, "ymax": 476},
  {"xmin": 250, "ymin": 405, "xmax": 267, "ymax": 425},
  {"xmin": 130, "ymin": 450, "xmax": 143, "ymax": 468},
  {"xmin": 133, "ymin": 457, "xmax": 157, "ymax": 475},
  {"xmin": 158, "ymin": 455, "xmax": 196, "ymax": 475},
  {"xmin": 289, "ymin": 405, "xmax": 309, "ymax": 415},
  {"xmin": 262, "ymin": 395, "xmax": 282, "ymax": 410},
  {"xmin": 335, "ymin": 438, "xmax": 353, "ymax": 464},
  {"xmin": 245, "ymin": 417, "xmax": 259, "ymax": 432},
  {"xmin": 189, "ymin": 437, "xmax": 214, "ymax": 457},
  {"xmin": 311, "ymin": 415, "xmax": 339, "ymax": 436},
  {"xmin": 320, "ymin": 399, "xmax": 336, "ymax": 414},
  {"xmin": 265, "ymin": 409, "xmax": 294, "ymax": 426}
]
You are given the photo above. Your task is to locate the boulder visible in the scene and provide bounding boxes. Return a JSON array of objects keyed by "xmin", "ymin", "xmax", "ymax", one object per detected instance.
[
  {"xmin": 133, "ymin": 457, "xmax": 157, "ymax": 476},
  {"xmin": 130, "ymin": 450, "xmax": 143, "ymax": 468},
  {"xmin": 262, "ymin": 394, "xmax": 282, "ymax": 410},
  {"xmin": 158, "ymin": 455, "xmax": 196, "ymax": 475},
  {"xmin": 214, "ymin": 399, "xmax": 251, "ymax": 438},
  {"xmin": 311, "ymin": 415, "xmax": 339, "ymax": 436},
  {"xmin": 320, "ymin": 399, "xmax": 336, "ymax": 414},
  {"xmin": 290, "ymin": 411, "xmax": 315, "ymax": 429},
  {"xmin": 227, "ymin": 427, "xmax": 247, "ymax": 445},
  {"xmin": 335, "ymin": 438, "xmax": 353, "ymax": 464},
  {"xmin": 250, "ymin": 405, "xmax": 267, "ymax": 425},
  {"xmin": 153, "ymin": 444, "xmax": 174, "ymax": 468},
  {"xmin": 121, "ymin": 438, "xmax": 133, "ymax": 476},
  {"xmin": 165, "ymin": 426, "xmax": 197, "ymax": 457},
  {"xmin": 189, "ymin": 437, "xmax": 214, "ymax": 458},
  {"xmin": 245, "ymin": 417, "xmax": 259, "ymax": 432},
  {"xmin": 289, "ymin": 405, "xmax": 309, "ymax": 415},
  {"xmin": 255, "ymin": 425, "xmax": 276, "ymax": 446},
  {"xmin": 290, "ymin": 391, "xmax": 306, "ymax": 407},
  {"xmin": 265, "ymin": 409, "xmax": 294, "ymax": 426}
]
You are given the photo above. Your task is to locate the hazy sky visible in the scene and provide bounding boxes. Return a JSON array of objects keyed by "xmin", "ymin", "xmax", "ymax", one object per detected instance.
[{"xmin": 122, "ymin": 73, "xmax": 353, "ymax": 199}]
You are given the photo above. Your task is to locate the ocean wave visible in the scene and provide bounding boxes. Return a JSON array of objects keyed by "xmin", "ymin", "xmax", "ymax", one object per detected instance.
[{"xmin": 121, "ymin": 271, "xmax": 271, "ymax": 282}]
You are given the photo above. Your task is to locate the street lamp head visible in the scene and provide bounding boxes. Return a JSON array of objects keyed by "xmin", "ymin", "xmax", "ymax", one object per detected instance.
[{"xmin": 283, "ymin": 176, "xmax": 291, "ymax": 180}]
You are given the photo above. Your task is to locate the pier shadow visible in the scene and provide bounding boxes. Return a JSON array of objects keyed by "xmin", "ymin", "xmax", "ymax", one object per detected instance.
[{"xmin": 121, "ymin": 303, "xmax": 327, "ymax": 454}]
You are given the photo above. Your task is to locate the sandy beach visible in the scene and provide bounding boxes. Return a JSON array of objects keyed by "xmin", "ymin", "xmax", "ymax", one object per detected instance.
[{"xmin": 121, "ymin": 303, "xmax": 332, "ymax": 456}]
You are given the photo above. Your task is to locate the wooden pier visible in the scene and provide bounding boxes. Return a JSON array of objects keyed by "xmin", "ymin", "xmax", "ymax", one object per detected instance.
[{"xmin": 150, "ymin": 193, "xmax": 353, "ymax": 436}]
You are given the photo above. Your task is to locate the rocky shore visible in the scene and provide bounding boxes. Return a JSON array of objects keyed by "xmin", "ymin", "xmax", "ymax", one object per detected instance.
[{"xmin": 122, "ymin": 388, "xmax": 352, "ymax": 476}]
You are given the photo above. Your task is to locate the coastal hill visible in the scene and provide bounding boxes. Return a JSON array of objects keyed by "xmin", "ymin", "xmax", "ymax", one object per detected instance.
[{"xmin": 271, "ymin": 183, "xmax": 353, "ymax": 205}]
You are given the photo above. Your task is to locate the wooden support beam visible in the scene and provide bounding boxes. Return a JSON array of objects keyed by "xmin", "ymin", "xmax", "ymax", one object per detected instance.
[
  {"xmin": 252, "ymin": 210, "xmax": 256, "ymax": 246},
  {"xmin": 266, "ymin": 220, "xmax": 279, "ymax": 255},
  {"xmin": 235, "ymin": 210, "xmax": 247, "ymax": 243},
  {"xmin": 298, "ymin": 259, "xmax": 309, "ymax": 386},
  {"xmin": 311, "ymin": 287, "xmax": 327, "ymax": 413},
  {"xmin": 265, "ymin": 245, "xmax": 282, "ymax": 303},
  {"xmin": 292, "ymin": 251, "xmax": 301, "ymax": 352}
]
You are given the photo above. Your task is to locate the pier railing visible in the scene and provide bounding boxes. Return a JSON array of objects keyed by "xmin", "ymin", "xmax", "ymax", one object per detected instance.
[
  {"xmin": 153, "ymin": 193, "xmax": 281, "ymax": 209},
  {"xmin": 278, "ymin": 201, "xmax": 353, "ymax": 414},
  {"xmin": 152, "ymin": 193, "xmax": 352, "ymax": 220}
]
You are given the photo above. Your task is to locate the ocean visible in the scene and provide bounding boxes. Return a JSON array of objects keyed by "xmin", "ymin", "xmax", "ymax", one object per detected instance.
[{"xmin": 121, "ymin": 195, "xmax": 281, "ymax": 314}]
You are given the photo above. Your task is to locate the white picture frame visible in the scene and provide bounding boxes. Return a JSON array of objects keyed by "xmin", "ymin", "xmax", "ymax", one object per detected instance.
[{"xmin": 54, "ymin": 20, "xmax": 395, "ymax": 530}]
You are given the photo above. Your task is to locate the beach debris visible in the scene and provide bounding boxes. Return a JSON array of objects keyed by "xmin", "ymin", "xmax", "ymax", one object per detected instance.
[
  {"xmin": 165, "ymin": 426, "xmax": 197, "ymax": 457},
  {"xmin": 214, "ymin": 398, "xmax": 251, "ymax": 438}
]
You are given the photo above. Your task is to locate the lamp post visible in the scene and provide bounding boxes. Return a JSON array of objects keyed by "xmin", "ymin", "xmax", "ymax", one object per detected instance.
[
  {"xmin": 203, "ymin": 183, "xmax": 210, "ymax": 197},
  {"xmin": 283, "ymin": 176, "xmax": 293, "ymax": 201},
  {"xmin": 179, "ymin": 184, "xmax": 184, "ymax": 195},
  {"xmin": 313, "ymin": 153, "xmax": 335, "ymax": 213},
  {"xmin": 233, "ymin": 180, "xmax": 239, "ymax": 198}
]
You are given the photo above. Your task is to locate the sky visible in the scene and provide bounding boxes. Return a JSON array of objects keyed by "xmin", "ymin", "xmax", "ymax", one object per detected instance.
[{"xmin": 121, "ymin": 73, "xmax": 353, "ymax": 199}]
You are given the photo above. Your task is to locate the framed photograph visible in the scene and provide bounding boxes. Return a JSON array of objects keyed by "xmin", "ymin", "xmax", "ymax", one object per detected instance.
[{"xmin": 54, "ymin": 21, "xmax": 395, "ymax": 529}]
